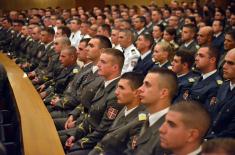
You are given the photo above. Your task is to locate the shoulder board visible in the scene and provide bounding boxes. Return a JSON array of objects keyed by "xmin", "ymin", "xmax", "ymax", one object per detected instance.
[
  {"xmin": 131, "ymin": 49, "xmax": 136, "ymax": 54},
  {"xmin": 138, "ymin": 113, "xmax": 147, "ymax": 121},
  {"xmin": 216, "ymin": 80, "xmax": 223, "ymax": 85},
  {"xmin": 73, "ymin": 68, "xmax": 79, "ymax": 74},
  {"xmin": 188, "ymin": 78, "xmax": 196, "ymax": 83}
]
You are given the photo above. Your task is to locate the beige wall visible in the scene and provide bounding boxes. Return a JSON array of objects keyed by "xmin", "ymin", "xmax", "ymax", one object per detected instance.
[{"xmin": 0, "ymin": 0, "xmax": 76, "ymax": 11}]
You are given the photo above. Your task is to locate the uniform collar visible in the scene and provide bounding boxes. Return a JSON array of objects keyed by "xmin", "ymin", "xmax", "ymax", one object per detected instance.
[
  {"xmin": 141, "ymin": 50, "xmax": 151, "ymax": 60},
  {"xmin": 92, "ymin": 65, "xmax": 98, "ymax": 73},
  {"xmin": 149, "ymin": 107, "xmax": 169, "ymax": 127},
  {"xmin": 104, "ymin": 76, "xmax": 120, "ymax": 88},
  {"xmin": 184, "ymin": 40, "xmax": 194, "ymax": 47},
  {"xmin": 202, "ymin": 70, "xmax": 217, "ymax": 80},
  {"xmin": 214, "ymin": 32, "xmax": 222, "ymax": 38},
  {"xmin": 124, "ymin": 106, "xmax": 138, "ymax": 117},
  {"xmin": 230, "ymin": 81, "xmax": 235, "ymax": 91},
  {"xmin": 137, "ymin": 27, "xmax": 145, "ymax": 35},
  {"xmin": 188, "ymin": 146, "xmax": 201, "ymax": 155}
]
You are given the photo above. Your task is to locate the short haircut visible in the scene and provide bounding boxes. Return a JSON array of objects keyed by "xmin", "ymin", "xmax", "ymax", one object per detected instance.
[
  {"xmin": 57, "ymin": 26, "xmax": 71, "ymax": 37},
  {"xmin": 99, "ymin": 24, "xmax": 111, "ymax": 36},
  {"xmin": 62, "ymin": 46, "xmax": 77, "ymax": 56},
  {"xmin": 71, "ymin": 18, "xmax": 81, "ymax": 25},
  {"xmin": 153, "ymin": 24, "xmax": 165, "ymax": 32},
  {"xmin": 183, "ymin": 23, "xmax": 197, "ymax": 34},
  {"xmin": 80, "ymin": 38, "xmax": 91, "ymax": 46},
  {"xmin": 185, "ymin": 16, "xmax": 196, "ymax": 25},
  {"xmin": 56, "ymin": 36, "xmax": 71, "ymax": 46},
  {"xmin": 148, "ymin": 68, "xmax": 178, "ymax": 99},
  {"xmin": 121, "ymin": 72, "xmax": 145, "ymax": 90},
  {"xmin": 208, "ymin": 45, "xmax": 220, "ymax": 66},
  {"xmin": 93, "ymin": 35, "xmax": 112, "ymax": 49},
  {"xmin": 119, "ymin": 29, "xmax": 135, "ymax": 43},
  {"xmin": 164, "ymin": 27, "xmax": 176, "ymax": 36},
  {"xmin": 213, "ymin": 19, "xmax": 224, "ymax": 28},
  {"xmin": 42, "ymin": 27, "xmax": 55, "ymax": 36},
  {"xmin": 156, "ymin": 41, "xmax": 173, "ymax": 55},
  {"xmin": 170, "ymin": 100, "xmax": 211, "ymax": 139},
  {"xmin": 136, "ymin": 16, "xmax": 147, "ymax": 26},
  {"xmin": 175, "ymin": 50, "xmax": 195, "ymax": 69},
  {"xmin": 102, "ymin": 48, "xmax": 125, "ymax": 70},
  {"xmin": 226, "ymin": 29, "xmax": 235, "ymax": 41},
  {"xmin": 139, "ymin": 33, "xmax": 154, "ymax": 49},
  {"xmin": 202, "ymin": 138, "xmax": 235, "ymax": 154}
]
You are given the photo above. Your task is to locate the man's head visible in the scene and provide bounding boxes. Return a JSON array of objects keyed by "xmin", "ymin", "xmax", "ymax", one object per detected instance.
[
  {"xmin": 111, "ymin": 28, "xmax": 120, "ymax": 46},
  {"xmin": 152, "ymin": 24, "xmax": 164, "ymax": 40},
  {"xmin": 133, "ymin": 16, "xmax": 146, "ymax": 31},
  {"xmin": 40, "ymin": 27, "xmax": 55, "ymax": 44},
  {"xmin": 86, "ymin": 35, "xmax": 112, "ymax": 63},
  {"xmin": 97, "ymin": 24, "xmax": 111, "ymax": 38},
  {"xmin": 172, "ymin": 50, "xmax": 195, "ymax": 75},
  {"xmin": 224, "ymin": 30, "xmax": 235, "ymax": 51},
  {"xmin": 136, "ymin": 33, "xmax": 154, "ymax": 54},
  {"xmin": 181, "ymin": 24, "xmax": 197, "ymax": 43},
  {"xmin": 55, "ymin": 26, "xmax": 71, "ymax": 38},
  {"xmin": 118, "ymin": 29, "xmax": 135, "ymax": 48},
  {"xmin": 80, "ymin": 21, "xmax": 91, "ymax": 35},
  {"xmin": 197, "ymin": 26, "xmax": 213, "ymax": 46},
  {"xmin": 77, "ymin": 38, "xmax": 90, "ymax": 63},
  {"xmin": 31, "ymin": 26, "xmax": 41, "ymax": 41},
  {"xmin": 201, "ymin": 138, "xmax": 235, "ymax": 155},
  {"xmin": 212, "ymin": 19, "xmax": 224, "ymax": 34},
  {"xmin": 97, "ymin": 48, "xmax": 124, "ymax": 80},
  {"xmin": 151, "ymin": 9, "xmax": 162, "ymax": 23},
  {"xmin": 138, "ymin": 68, "xmax": 178, "ymax": 113},
  {"xmin": 223, "ymin": 48, "xmax": 235, "ymax": 83},
  {"xmin": 152, "ymin": 41, "xmax": 173, "ymax": 64},
  {"xmin": 59, "ymin": 46, "xmax": 78, "ymax": 67},
  {"xmin": 69, "ymin": 19, "xmax": 81, "ymax": 32},
  {"xmin": 53, "ymin": 37, "xmax": 71, "ymax": 53},
  {"xmin": 168, "ymin": 15, "xmax": 179, "ymax": 28},
  {"xmin": 195, "ymin": 46, "xmax": 219, "ymax": 73},
  {"xmin": 115, "ymin": 72, "xmax": 144, "ymax": 106},
  {"xmin": 159, "ymin": 101, "xmax": 211, "ymax": 155}
]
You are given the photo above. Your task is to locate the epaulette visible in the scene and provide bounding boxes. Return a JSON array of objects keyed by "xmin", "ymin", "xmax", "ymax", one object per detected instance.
[
  {"xmin": 196, "ymin": 45, "xmax": 200, "ymax": 49},
  {"xmin": 188, "ymin": 77, "xmax": 196, "ymax": 83},
  {"xmin": 73, "ymin": 68, "xmax": 79, "ymax": 74},
  {"xmin": 138, "ymin": 113, "xmax": 147, "ymax": 121},
  {"xmin": 131, "ymin": 49, "xmax": 136, "ymax": 54},
  {"xmin": 216, "ymin": 80, "xmax": 223, "ymax": 85}
]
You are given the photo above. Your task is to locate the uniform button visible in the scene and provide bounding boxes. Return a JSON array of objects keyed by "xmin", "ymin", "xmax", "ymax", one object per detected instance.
[
  {"xmin": 226, "ymin": 109, "xmax": 230, "ymax": 112},
  {"xmin": 211, "ymin": 131, "xmax": 215, "ymax": 135}
]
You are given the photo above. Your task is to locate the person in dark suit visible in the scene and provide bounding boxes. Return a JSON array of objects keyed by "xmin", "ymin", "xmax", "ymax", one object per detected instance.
[
  {"xmin": 152, "ymin": 41, "xmax": 172, "ymax": 69},
  {"xmin": 185, "ymin": 46, "xmax": 223, "ymax": 113},
  {"xmin": 159, "ymin": 101, "xmax": 211, "ymax": 155},
  {"xmin": 89, "ymin": 72, "xmax": 146, "ymax": 155},
  {"xmin": 125, "ymin": 68, "xmax": 178, "ymax": 155},
  {"xmin": 65, "ymin": 48, "xmax": 125, "ymax": 155},
  {"xmin": 0, "ymin": 63, "xmax": 7, "ymax": 104},
  {"xmin": 171, "ymin": 50, "xmax": 199, "ymax": 103},
  {"xmin": 212, "ymin": 19, "xmax": 225, "ymax": 55},
  {"xmin": 133, "ymin": 33, "xmax": 154, "ymax": 75},
  {"xmin": 207, "ymin": 48, "xmax": 235, "ymax": 138}
]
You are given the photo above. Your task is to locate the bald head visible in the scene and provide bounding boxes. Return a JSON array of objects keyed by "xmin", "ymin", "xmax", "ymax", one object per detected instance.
[
  {"xmin": 223, "ymin": 48, "xmax": 235, "ymax": 83},
  {"xmin": 197, "ymin": 26, "xmax": 213, "ymax": 46}
]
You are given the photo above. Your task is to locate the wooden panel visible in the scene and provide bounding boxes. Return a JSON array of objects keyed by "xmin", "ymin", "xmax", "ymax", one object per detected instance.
[
  {"xmin": 0, "ymin": 53, "xmax": 65, "ymax": 155},
  {"xmin": 75, "ymin": 0, "xmax": 105, "ymax": 11},
  {"xmin": 0, "ymin": 0, "xmax": 76, "ymax": 11}
]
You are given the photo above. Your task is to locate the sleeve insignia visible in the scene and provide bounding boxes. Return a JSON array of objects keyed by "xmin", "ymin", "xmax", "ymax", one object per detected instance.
[
  {"xmin": 210, "ymin": 97, "xmax": 217, "ymax": 106},
  {"xmin": 107, "ymin": 107, "xmax": 119, "ymax": 120},
  {"xmin": 188, "ymin": 78, "xmax": 195, "ymax": 83}
]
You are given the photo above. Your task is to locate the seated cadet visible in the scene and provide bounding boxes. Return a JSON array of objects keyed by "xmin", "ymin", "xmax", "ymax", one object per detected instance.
[
  {"xmin": 38, "ymin": 46, "xmax": 80, "ymax": 99},
  {"xmin": 51, "ymin": 36, "xmax": 111, "ymax": 125},
  {"xmin": 171, "ymin": 50, "xmax": 199, "ymax": 103},
  {"xmin": 124, "ymin": 68, "xmax": 178, "ymax": 155},
  {"xmin": 162, "ymin": 27, "xmax": 179, "ymax": 51},
  {"xmin": 118, "ymin": 29, "xmax": 140, "ymax": 74},
  {"xmin": 159, "ymin": 101, "xmax": 211, "ymax": 155},
  {"xmin": 152, "ymin": 41, "xmax": 172, "ymax": 69},
  {"xmin": 197, "ymin": 26, "xmax": 213, "ymax": 47},
  {"xmin": 48, "ymin": 36, "xmax": 111, "ymax": 119},
  {"xmin": 178, "ymin": 24, "xmax": 199, "ymax": 54},
  {"xmin": 133, "ymin": 33, "xmax": 155, "ymax": 76},
  {"xmin": 31, "ymin": 37, "xmax": 70, "ymax": 86},
  {"xmin": 201, "ymin": 138, "xmax": 235, "ymax": 155},
  {"xmin": 207, "ymin": 48, "xmax": 235, "ymax": 138},
  {"xmin": 89, "ymin": 72, "xmax": 146, "ymax": 155},
  {"xmin": 65, "ymin": 48, "xmax": 124, "ymax": 155},
  {"xmin": 184, "ymin": 46, "xmax": 223, "ymax": 113}
]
